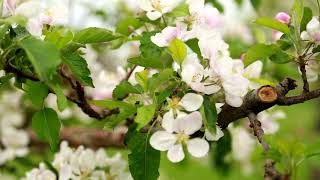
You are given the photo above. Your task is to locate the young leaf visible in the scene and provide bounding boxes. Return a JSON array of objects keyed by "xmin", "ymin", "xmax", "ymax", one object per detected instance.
[
  {"xmin": 24, "ymin": 80, "xmax": 49, "ymax": 108},
  {"xmin": 32, "ymin": 108, "xmax": 61, "ymax": 151},
  {"xmin": 202, "ymin": 95, "xmax": 217, "ymax": 134},
  {"xmin": 168, "ymin": 38, "xmax": 187, "ymax": 64},
  {"xmin": 255, "ymin": 18, "xmax": 290, "ymax": 34},
  {"xmin": 19, "ymin": 36, "xmax": 61, "ymax": 82},
  {"xmin": 104, "ymin": 107, "xmax": 136, "ymax": 129},
  {"xmin": 128, "ymin": 56, "xmax": 169, "ymax": 69},
  {"xmin": 135, "ymin": 104, "xmax": 156, "ymax": 130},
  {"xmin": 45, "ymin": 28, "xmax": 74, "ymax": 49},
  {"xmin": 73, "ymin": 27, "xmax": 120, "ymax": 44},
  {"xmin": 128, "ymin": 133, "xmax": 160, "ymax": 180},
  {"xmin": 112, "ymin": 81, "xmax": 143, "ymax": 99},
  {"xmin": 135, "ymin": 70, "xmax": 149, "ymax": 91},
  {"xmin": 300, "ymin": 7, "xmax": 313, "ymax": 32},
  {"xmin": 90, "ymin": 99, "xmax": 134, "ymax": 109},
  {"xmin": 116, "ymin": 17, "xmax": 143, "ymax": 35},
  {"xmin": 269, "ymin": 49, "xmax": 293, "ymax": 64},
  {"xmin": 61, "ymin": 51, "xmax": 94, "ymax": 87},
  {"xmin": 148, "ymin": 69, "xmax": 173, "ymax": 92},
  {"xmin": 244, "ymin": 44, "xmax": 277, "ymax": 66},
  {"xmin": 140, "ymin": 32, "xmax": 163, "ymax": 59},
  {"xmin": 167, "ymin": 3, "xmax": 190, "ymax": 17},
  {"xmin": 52, "ymin": 84, "xmax": 68, "ymax": 112},
  {"xmin": 186, "ymin": 38, "xmax": 202, "ymax": 58},
  {"xmin": 291, "ymin": 0, "xmax": 304, "ymax": 52}
]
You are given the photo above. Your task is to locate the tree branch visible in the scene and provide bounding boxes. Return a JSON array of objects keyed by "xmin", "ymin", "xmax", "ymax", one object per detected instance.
[
  {"xmin": 248, "ymin": 113, "xmax": 269, "ymax": 151},
  {"xmin": 299, "ymin": 59, "xmax": 309, "ymax": 93},
  {"xmin": 28, "ymin": 127, "xmax": 126, "ymax": 149}
]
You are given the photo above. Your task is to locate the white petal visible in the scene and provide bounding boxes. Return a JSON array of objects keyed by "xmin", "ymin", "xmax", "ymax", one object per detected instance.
[
  {"xmin": 151, "ymin": 26, "xmax": 178, "ymax": 47},
  {"xmin": 225, "ymin": 93, "xmax": 243, "ymax": 107},
  {"xmin": 203, "ymin": 84, "xmax": 221, "ymax": 94},
  {"xmin": 150, "ymin": 131, "xmax": 177, "ymax": 151},
  {"xmin": 137, "ymin": 0, "xmax": 153, "ymax": 11},
  {"xmin": 167, "ymin": 144, "xmax": 185, "ymax": 163},
  {"xmin": 187, "ymin": 138, "xmax": 209, "ymax": 158},
  {"xmin": 146, "ymin": 11, "xmax": 162, "ymax": 21},
  {"xmin": 180, "ymin": 93, "xmax": 203, "ymax": 111},
  {"xmin": 175, "ymin": 111, "xmax": 202, "ymax": 135},
  {"xmin": 26, "ymin": 18, "xmax": 43, "ymax": 37},
  {"xmin": 306, "ymin": 17, "xmax": 320, "ymax": 35},
  {"xmin": 187, "ymin": 0, "xmax": 204, "ymax": 14},
  {"xmin": 205, "ymin": 127, "xmax": 224, "ymax": 141},
  {"xmin": 244, "ymin": 61, "xmax": 263, "ymax": 79},
  {"xmin": 301, "ymin": 31, "xmax": 311, "ymax": 41},
  {"xmin": 162, "ymin": 110, "xmax": 176, "ymax": 133}
]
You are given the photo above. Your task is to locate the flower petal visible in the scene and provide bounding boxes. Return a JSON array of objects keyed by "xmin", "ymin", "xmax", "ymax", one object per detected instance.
[
  {"xmin": 244, "ymin": 61, "xmax": 263, "ymax": 79},
  {"xmin": 187, "ymin": 138, "xmax": 209, "ymax": 158},
  {"xmin": 162, "ymin": 110, "xmax": 176, "ymax": 133},
  {"xmin": 150, "ymin": 131, "xmax": 177, "ymax": 151},
  {"xmin": 146, "ymin": 11, "xmax": 162, "ymax": 21},
  {"xmin": 167, "ymin": 144, "xmax": 185, "ymax": 163},
  {"xmin": 175, "ymin": 111, "xmax": 202, "ymax": 135},
  {"xmin": 205, "ymin": 127, "xmax": 224, "ymax": 141},
  {"xmin": 180, "ymin": 93, "xmax": 203, "ymax": 111}
]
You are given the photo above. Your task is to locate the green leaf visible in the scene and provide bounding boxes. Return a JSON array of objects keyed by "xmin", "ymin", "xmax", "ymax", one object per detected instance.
[
  {"xmin": 291, "ymin": 0, "xmax": 304, "ymax": 52},
  {"xmin": 185, "ymin": 38, "xmax": 202, "ymax": 58},
  {"xmin": 128, "ymin": 56, "xmax": 170, "ymax": 69},
  {"xmin": 212, "ymin": 129, "xmax": 232, "ymax": 175},
  {"xmin": 148, "ymin": 69, "xmax": 173, "ymax": 92},
  {"xmin": 45, "ymin": 28, "xmax": 74, "ymax": 49},
  {"xmin": 167, "ymin": 3, "xmax": 190, "ymax": 17},
  {"xmin": 19, "ymin": 36, "xmax": 61, "ymax": 82},
  {"xmin": 1, "ymin": 15, "xmax": 27, "ymax": 26},
  {"xmin": 168, "ymin": 38, "xmax": 187, "ymax": 64},
  {"xmin": 244, "ymin": 44, "xmax": 277, "ymax": 66},
  {"xmin": 202, "ymin": 95, "xmax": 217, "ymax": 134},
  {"xmin": 32, "ymin": 108, "xmax": 61, "ymax": 151},
  {"xmin": 128, "ymin": 133, "xmax": 160, "ymax": 180},
  {"xmin": 140, "ymin": 32, "xmax": 163, "ymax": 59},
  {"xmin": 24, "ymin": 80, "xmax": 49, "ymax": 108},
  {"xmin": 255, "ymin": 18, "xmax": 290, "ymax": 34},
  {"xmin": 135, "ymin": 104, "xmax": 156, "ymax": 130},
  {"xmin": 135, "ymin": 70, "xmax": 149, "ymax": 91},
  {"xmin": 61, "ymin": 51, "xmax": 94, "ymax": 87},
  {"xmin": 0, "ymin": 24, "xmax": 9, "ymax": 39},
  {"xmin": 52, "ymin": 84, "xmax": 68, "ymax": 112},
  {"xmin": 250, "ymin": 0, "xmax": 261, "ymax": 10},
  {"xmin": 206, "ymin": 0, "xmax": 224, "ymax": 12},
  {"xmin": 116, "ymin": 17, "xmax": 143, "ymax": 35},
  {"xmin": 112, "ymin": 81, "xmax": 143, "ymax": 99},
  {"xmin": 300, "ymin": 7, "xmax": 313, "ymax": 32},
  {"xmin": 269, "ymin": 49, "xmax": 293, "ymax": 64},
  {"xmin": 73, "ymin": 27, "xmax": 120, "ymax": 44},
  {"xmin": 0, "ymin": 73, "xmax": 14, "ymax": 86},
  {"xmin": 104, "ymin": 107, "xmax": 136, "ymax": 129},
  {"xmin": 90, "ymin": 99, "xmax": 134, "ymax": 109}
]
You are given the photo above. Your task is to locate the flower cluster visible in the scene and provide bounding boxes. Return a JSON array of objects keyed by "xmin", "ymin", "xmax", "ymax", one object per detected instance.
[
  {"xmin": 24, "ymin": 141, "xmax": 132, "ymax": 180},
  {"xmin": 0, "ymin": 90, "xmax": 29, "ymax": 165},
  {"xmin": 135, "ymin": 0, "xmax": 263, "ymax": 163}
]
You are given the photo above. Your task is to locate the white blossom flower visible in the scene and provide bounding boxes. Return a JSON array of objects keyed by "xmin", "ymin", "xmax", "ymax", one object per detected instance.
[
  {"xmin": 301, "ymin": 17, "xmax": 320, "ymax": 43},
  {"xmin": 150, "ymin": 111, "xmax": 209, "ymax": 163},
  {"xmin": 151, "ymin": 24, "xmax": 190, "ymax": 47},
  {"xmin": 186, "ymin": 0, "xmax": 222, "ymax": 29},
  {"xmin": 181, "ymin": 53, "xmax": 221, "ymax": 94},
  {"xmin": 24, "ymin": 163, "xmax": 56, "ymax": 180},
  {"xmin": 257, "ymin": 110, "xmax": 286, "ymax": 134},
  {"xmin": 166, "ymin": 93, "xmax": 203, "ymax": 115},
  {"xmin": 137, "ymin": 0, "xmax": 181, "ymax": 20}
]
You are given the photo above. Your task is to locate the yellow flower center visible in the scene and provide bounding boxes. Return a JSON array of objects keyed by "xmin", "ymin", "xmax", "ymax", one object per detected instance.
[
  {"xmin": 151, "ymin": 0, "xmax": 163, "ymax": 12},
  {"xmin": 176, "ymin": 133, "xmax": 189, "ymax": 144}
]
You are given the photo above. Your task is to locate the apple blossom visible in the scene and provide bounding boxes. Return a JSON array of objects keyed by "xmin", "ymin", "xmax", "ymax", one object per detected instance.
[
  {"xmin": 137, "ymin": 0, "xmax": 181, "ymax": 20},
  {"xmin": 150, "ymin": 111, "xmax": 209, "ymax": 163},
  {"xmin": 24, "ymin": 163, "xmax": 57, "ymax": 180},
  {"xmin": 301, "ymin": 16, "xmax": 320, "ymax": 43},
  {"xmin": 273, "ymin": 12, "xmax": 291, "ymax": 41},
  {"xmin": 151, "ymin": 24, "xmax": 190, "ymax": 47},
  {"xmin": 181, "ymin": 53, "xmax": 221, "ymax": 94}
]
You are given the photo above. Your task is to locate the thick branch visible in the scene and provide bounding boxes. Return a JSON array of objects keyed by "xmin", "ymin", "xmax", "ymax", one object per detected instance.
[
  {"xmin": 217, "ymin": 78, "xmax": 297, "ymax": 129},
  {"xmin": 28, "ymin": 127, "xmax": 126, "ymax": 149}
]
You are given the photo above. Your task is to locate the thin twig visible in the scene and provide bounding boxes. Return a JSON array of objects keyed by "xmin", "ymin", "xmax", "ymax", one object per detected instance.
[{"xmin": 248, "ymin": 112, "xmax": 269, "ymax": 151}]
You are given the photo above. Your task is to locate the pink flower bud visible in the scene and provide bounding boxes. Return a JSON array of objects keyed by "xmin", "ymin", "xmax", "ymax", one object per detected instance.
[{"xmin": 275, "ymin": 12, "xmax": 291, "ymax": 25}]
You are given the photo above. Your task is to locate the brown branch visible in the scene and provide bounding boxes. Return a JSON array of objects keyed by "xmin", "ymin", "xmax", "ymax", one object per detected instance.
[
  {"xmin": 299, "ymin": 59, "xmax": 309, "ymax": 93},
  {"xmin": 264, "ymin": 159, "xmax": 290, "ymax": 180},
  {"xmin": 28, "ymin": 127, "xmax": 126, "ymax": 149},
  {"xmin": 217, "ymin": 78, "xmax": 297, "ymax": 129},
  {"xmin": 248, "ymin": 112, "xmax": 269, "ymax": 151}
]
